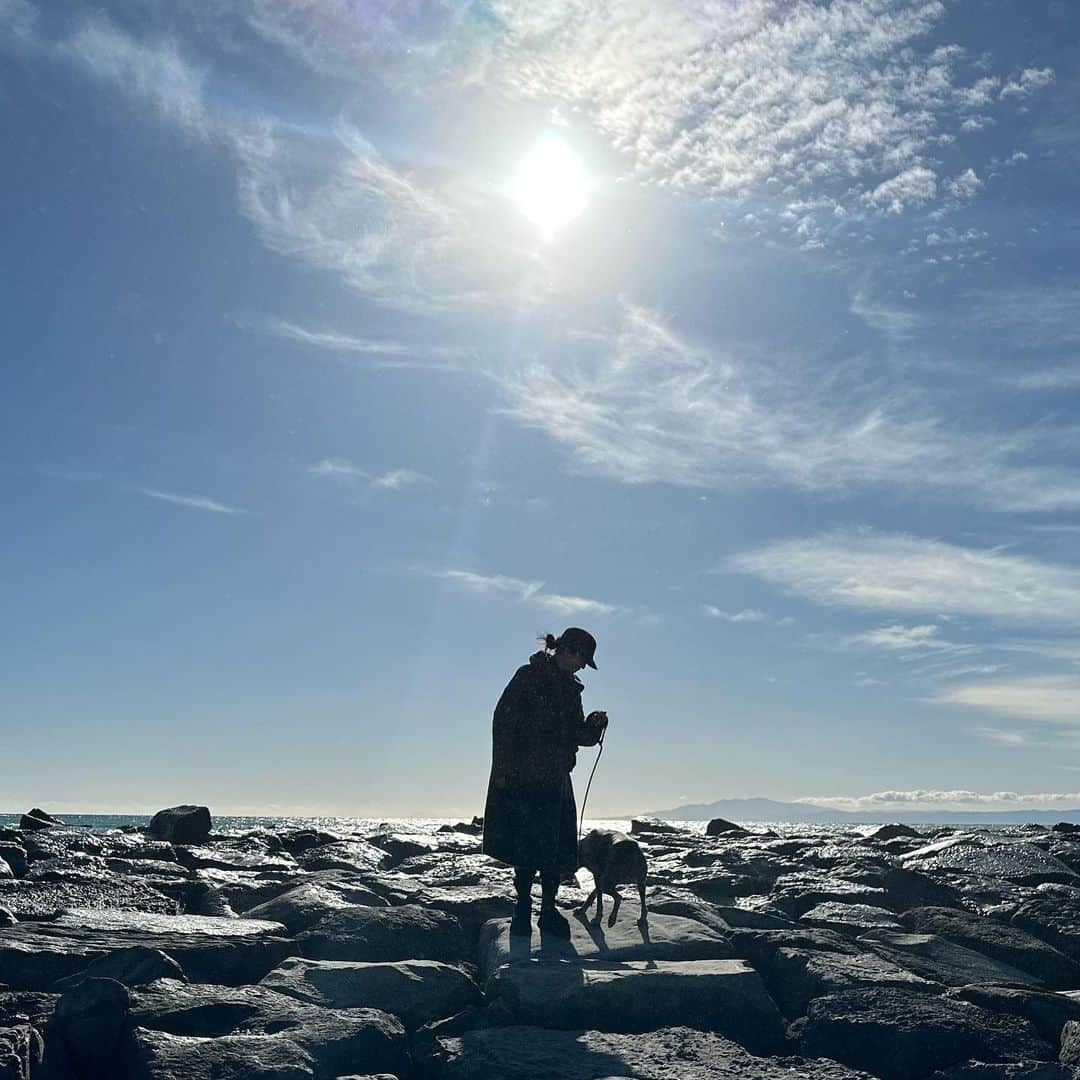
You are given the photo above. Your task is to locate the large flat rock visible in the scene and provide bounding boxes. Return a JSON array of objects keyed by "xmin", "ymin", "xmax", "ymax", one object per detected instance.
[
  {"xmin": 133, "ymin": 1028, "xmax": 315, "ymax": 1079},
  {"xmin": 435, "ymin": 1025, "xmax": 878, "ymax": 1079},
  {"xmin": 478, "ymin": 910, "xmax": 731, "ymax": 983},
  {"xmin": 0, "ymin": 912, "xmax": 292, "ymax": 990},
  {"xmin": 488, "ymin": 957, "xmax": 784, "ymax": 1054},
  {"xmin": 261, "ymin": 956, "xmax": 480, "ymax": 1029},
  {"xmin": 902, "ymin": 840, "xmax": 1078, "ymax": 886},
  {"xmin": 0, "ymin": 877, "xmax": 177, "ymax": 918}
]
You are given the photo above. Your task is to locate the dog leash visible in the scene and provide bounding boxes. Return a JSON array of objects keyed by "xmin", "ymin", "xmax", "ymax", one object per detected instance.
[{"xmin": 578, "ymin": 728, "xmax": 605, "ymax": 840}]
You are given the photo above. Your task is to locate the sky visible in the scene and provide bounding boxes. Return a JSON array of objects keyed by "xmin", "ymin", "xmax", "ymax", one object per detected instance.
[{"xmin": 3, "ymin": 0, "xmax": 1080, "ymax": 818}]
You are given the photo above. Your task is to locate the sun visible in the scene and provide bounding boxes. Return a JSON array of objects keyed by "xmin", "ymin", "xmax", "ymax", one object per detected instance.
[{"xmin": 513, "ymin": 136, "xmax": 588, "ymax": 236}]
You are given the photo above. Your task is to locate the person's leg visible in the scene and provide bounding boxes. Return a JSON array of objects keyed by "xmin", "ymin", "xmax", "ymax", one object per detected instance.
[
  {"xmin": 538, "ymin": 870, "xmax": 571, "ymax": 936},
  {"xmin": 510, "ymin": 866, "xmax": 534, "ymax": 934}
]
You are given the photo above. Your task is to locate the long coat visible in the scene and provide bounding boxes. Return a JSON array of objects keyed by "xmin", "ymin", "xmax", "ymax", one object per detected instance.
[{"xmin": 482, "ymin": 651, "xmax": 604, "ymax": 876}]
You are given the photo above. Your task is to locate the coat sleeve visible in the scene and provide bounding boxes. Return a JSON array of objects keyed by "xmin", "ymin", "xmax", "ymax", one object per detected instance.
[{"xmin": 572, "ymin": 703, "xmax": 605, "ymax": 747}]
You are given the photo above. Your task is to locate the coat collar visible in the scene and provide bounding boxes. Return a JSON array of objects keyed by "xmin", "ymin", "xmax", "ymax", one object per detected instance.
[{"xmin": 529, "ymin": 650, "xmax": 584, "ymax": 694}]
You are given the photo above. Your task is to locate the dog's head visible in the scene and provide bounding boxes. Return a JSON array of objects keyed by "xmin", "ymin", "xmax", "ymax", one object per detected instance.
[{"xmin": 577, "ymin": 828, "xmax": 615, "ymax": 871}]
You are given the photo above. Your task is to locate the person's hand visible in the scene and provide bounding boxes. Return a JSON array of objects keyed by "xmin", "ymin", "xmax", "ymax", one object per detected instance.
[{"xmin": 587, "ymin": 710, "xmax": 609, "ymax": 731}]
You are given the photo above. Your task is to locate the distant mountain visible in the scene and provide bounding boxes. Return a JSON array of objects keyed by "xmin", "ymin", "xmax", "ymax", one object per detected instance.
[{"xmin": 640, "ymin": 796, "xmax": 1080, "ymax": 826}]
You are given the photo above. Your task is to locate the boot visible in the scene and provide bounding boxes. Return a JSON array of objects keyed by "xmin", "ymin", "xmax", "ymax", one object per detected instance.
[
  {"xmin": 510, "ymin": 867, "xmax": 533, "ymax": 936},
  {"xmin": 538, "ymin": 873, "xmax": 571, "ymax": 938}
]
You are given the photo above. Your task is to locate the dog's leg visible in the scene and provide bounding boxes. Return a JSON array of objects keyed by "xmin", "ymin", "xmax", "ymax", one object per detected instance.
[
  {"xmin": 637, "ymin": 878, "xmax": 648, "ymax": 923},
  {"xmin": 577, "ymin": 886, "xmax": 598, "ymax": 915},
  {"xmin": 608, "ymin": 886, "xmax": 622, "ymax": 927},
  {"xmin": 594, "ymin": 879, "xmax": 604, "ymax": 924}
]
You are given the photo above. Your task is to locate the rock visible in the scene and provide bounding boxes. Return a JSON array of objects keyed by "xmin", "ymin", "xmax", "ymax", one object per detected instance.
[
  {"xmin": 936, "ymin": 1065, "xmax": 1080, "ymax": 1080},
  {"xmin": 1061, "ymin": 1021, "xmax": 1080, "ymax": 1065},
  {"xmin": 173, "ymin": 845, "xmax": 296, "ymax": 875},
  {"xmin": 51, "ymin": 946, "xmax": 187, "ymax": 992},
  {"xmin": 706, "ymin": 818, "xmax": 749, "ymax": 837},
  {"xmin": 769, "ymin": 871, "xmax": 890, "ymax": 918},
  {"xmin": 902, "ymin": 907, "xmax": 1080, "ymax": 989},
  {"xmin": 730, "ymin": 928, "xmax": 936, "ymax": 1019},
  {"xmin": 863, "ymin": 824, "xmax": 922, "ymax": 842},
  {"xmin": 796, "ymin": 987, "xmax": 1054, "ymax": 1080},
  {"xmin": 630, "ymin": 818, "xmax": 686, "ymax": 836},
  {"xmin": 488, "ymin": 957, "xmax": 785, "ymax": 1053},
  {"xmin": 947, "ymin": 986, "xmax": 1080, "ymax": 1045},
  {"xmin": 1054, "ymin": 824, "xmax": 1080, "ymax": 835},
  {"xmin": 0, "ymin": 847, "xmax": 26, "ymax": 879},
  {"xmin": 297, "ymin": 904, "xmax": 469, "ymax": 965},
  {"xmin": 478, "ymin": 911, "xmax": 732, "ymax": 984},
  {"xmin": 147, "ymin": 806, "xmax": 212, "ymax": 845},
  {"xmin": 0, "ymin": 911, "xmax": 291, "ymax": 990},
  {"xmin": 261, "ymin": 957, "xmax": 480, "ymax": 1030},
  {"xmin": 127, "ymin": 979, "xmax": 409, "ymax": 1077},
  {"xmin": 713, "ymin": 906, "xmax": 797, "ymax": 930},
  {"xmin": 880, "ymin": 865, "xmax": 961, "ymax": 912},
  {"xmin": 0, "ymin": 1025, "xmax": 37, "ymax": 1080},
  {"xmin": 409, "ymin": 886, "xmax": 516, "ymax": 940},
  {"xmin": 366, "ymin": 834, "xmax": 438, "ymax": 868},
  {"xmin": 801, "ymin": 903, "xmax": 903, "ymax": 937},
  {"xmin": 270, "ymin": 829, "xmax": 344, "ymax": 856},
  {"xmin": 435, "ymin": 1025, "xmax": 877, "ymax": 1079},
  {"xmin": 54, "ymin": 976, "xmax": 131, "ymax": 1077},
  {"xmin": 19, "ymin": 810, "xmax": 63, "ymax": 832},
  {"xmin": 1012, "ymin": 887, "xmax": 1080, "ymax": 961},
  {"xmin": 0, "ymin": 876, "xmax": 178, "ymax": 918},
  {"xmin": 902, "ymin": 840, "xmax": 1079, "ymax": 887},
  {"xmin": 297, "ymin": 842, "xmax": 390, "ymax": 875},
  {"xmin": 133, "ymin": 1027, "xmax": 316, "ymax": 1078},
  {"xmin": 858, "ymin": 929, "xmax": 1044, "ymax": 989},
  {"xmin": 0, "ymin": 911, "xmax": 13, "ymax": 931},
  {"xmin": 243, "ymin": 885, "xmax": 385, "ymax": 935}
]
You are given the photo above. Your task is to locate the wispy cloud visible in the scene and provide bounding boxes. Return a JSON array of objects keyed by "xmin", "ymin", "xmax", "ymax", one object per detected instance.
[
  {"xmin": 499, "ymin": 302, "xmax": 1080, "ymax": 511},
  {"xmin": 731, "ymin": 530, "xmax": 1080, "ymax": 623},
  {"xmin": 309, "ymin": 459, "xmax": 370, "ymax": 480},
  {"xmin": 372, "ymin": 469, "xmax": 431, "ymax": 491},
  {"xmin": 799, "ymin": 788, "xmax": 1080, "ymax": 811},
  {"xmin": 1005, "ymin": 368, "xmax": 1080, "ymax": 391},
  {"xmin": 702, "ymin": 606, "xmax": 793, "ymax": 625},
  {"xmin": 310, "ymin": 460, "xmax": 432, "ymax": 492},
  {"xmin": 436, "ymin": 569, "xmax": 617, "ymax": 617},
  {"xmin": 139, "ymin": 488, "xmax": 241, "ymax": 514},
  {"xmin": 848, "ymin": 623, "xmax": 960, "ymax": 652},
  {"xmin": 254, "ymin": 318, "xmax": 475, "ymax": 370},
  {"xmin": 935, "ymin": 675, "xmax": 1080, "ymax": 725}
]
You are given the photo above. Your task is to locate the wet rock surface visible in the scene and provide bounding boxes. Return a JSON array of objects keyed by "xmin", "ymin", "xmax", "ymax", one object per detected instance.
[{"xmin": 3, "ymin": 814, "xmax": 1080, "ymax": 1077}]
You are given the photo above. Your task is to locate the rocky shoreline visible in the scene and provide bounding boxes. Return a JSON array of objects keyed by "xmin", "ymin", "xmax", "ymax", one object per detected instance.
[{"xmin": 5, "ymin": 807, "xmax": 1080, "ymax": 1078}]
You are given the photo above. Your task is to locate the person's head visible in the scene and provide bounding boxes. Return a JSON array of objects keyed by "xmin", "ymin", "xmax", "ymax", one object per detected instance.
[{"xmin": 542, "ymin": 627, "xmax": 598, "ymax": 674}]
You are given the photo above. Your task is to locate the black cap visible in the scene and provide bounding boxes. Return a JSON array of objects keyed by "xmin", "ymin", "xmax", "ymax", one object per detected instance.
[{"xmin": 559, "ymin": 627, "xmax": 598, "ymax": 670}]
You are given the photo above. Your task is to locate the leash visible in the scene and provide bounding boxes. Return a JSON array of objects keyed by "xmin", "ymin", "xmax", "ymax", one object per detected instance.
[{"xmin": 578, "ymin": 729, "xmax": 606, "ymax": 839}]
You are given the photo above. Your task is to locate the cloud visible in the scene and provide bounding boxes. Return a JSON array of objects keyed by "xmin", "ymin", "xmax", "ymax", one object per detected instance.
[
  {"xmin": 310, "ymin": 460, "xmax": 431, "ymax": 491},
  {"xmin": 935, "ymin": 675, "xmax": 1080, "ymax": 725},
  {"xmin": 0, "ymin": 0, "xmax": 37, "ymax": 48},
  {"xmin": 863, "ymin": 166, "xmax": 937, "ymax": 214},
  {"xmin": 799, "ymin": 788, "xmax": 1080, "ymax": 811},
  {"xmin": 974, "ymin": 727, "xmax": 1030, "ymax": 747},
  {"xmin": 943, "ymin": 167, "xmax": 981, "ymax": 200},
  {"xmin": 702, "ymin": 606, "xmax": 793, "ymax": 625},
  {"xmin": 253, "ymin": 319, "xmax": 474, "ymax": 369},
  {"xmin": 58, "ymin": 17, "xmax": 209, "ymax": 138},
  {"xmin": 139, "ymin": 488, "xmax": 241, "ymax": 514},
  {"xmin": 372, "ymin": 469, "xmax": 432, "ymax": 491},
  {"xmin": 848, "ymin": 623, "xmax": 958, "ymax": 651},
  {"xmin": 731, "ymin": 530, "xmax": 1080, "ymax": 623},
  {"xmin": 1000, "ymin": 67, "xmax": 1055, "ymax": 100},
  {"xmin": 499, "ymin": 302, "xmax": 1080, "ymax": 511},
  {"xmin": 436, "ymin": 570, "xmax": 617, "ymax": 617},
  {"xmin": 1005, "ymin": 368, "xmax": 1080, "ymax": 391}
]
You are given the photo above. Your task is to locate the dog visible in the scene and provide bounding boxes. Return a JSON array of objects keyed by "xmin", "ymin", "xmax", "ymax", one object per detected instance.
[{"xmin": 576, "ymin": 829, "xmax": 648, "ymax": 927}]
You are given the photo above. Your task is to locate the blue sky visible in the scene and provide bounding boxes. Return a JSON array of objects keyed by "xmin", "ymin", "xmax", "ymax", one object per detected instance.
[{"xmin": 3, "ymin": 0, "xmax": 1080, "ymax": 817}]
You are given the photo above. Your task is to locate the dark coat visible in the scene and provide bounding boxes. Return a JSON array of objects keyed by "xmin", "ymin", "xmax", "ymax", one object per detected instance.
[{"xmin": 482, "ymin": 651, "xmax": 604, "ymax": 876}]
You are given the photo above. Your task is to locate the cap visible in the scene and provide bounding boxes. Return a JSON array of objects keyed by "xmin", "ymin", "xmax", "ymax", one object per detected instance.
[{"xmin": 559, "ymin": 627, "xmax": 598, "ymax": 670}]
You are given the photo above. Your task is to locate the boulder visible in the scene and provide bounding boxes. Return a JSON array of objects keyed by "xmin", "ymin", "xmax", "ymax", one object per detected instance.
[
  {"xmin": 435, "ymin": 1025, "xmax": 878, "ymax": 1079},
  {"xmin": 261, "ymin": 957, "xmax": 480, "ymax": 1029},
  {"xmin": 0, "ymin": 911, "xmax": 291, "ymax": 990},
  {"xmin": 297, "ymin": 904, "xmax": 469, "ymax": 964},
  {"xmin": 147, "ymin": 806, "xmax": 212, "ymax": 845},
  {"xmin": 902, "ymin": 840, "xmax": 1078, "ymax": 887},
  {"xmin": 1061, "ymin": 1021, "xmax": 1080, "ymax": 1065},
  {"xmin": 409, "ymin": 886, "xmax": 517, "ymax": 940},
  {"xmin": 478, "ymin": 911, "xmax": 731, "ymax": 983},
  {"xmin": 1054, "ymin": 824, "xmax": 1080, "ymax": 835},
  {"xmin": 297, "ymin": 842, "xmax": 390, "ymax": 875},
  {"xmin": 19, "ymin": 810, "xmax": 63, "ymax": 832},
  {"xmin": 863, "ymin": 824, "xmax": 922, "ymax": 842},
  {"xmin": 366, "ymin": 834, "xmax": 439, "ymax": 867},
  {"xmin": 0, "ymin": 1025, "xmax": 38, "ymax": 1080},
  {"xmin": 51, "ymin": 946, "xmax": 186, "ymax": 992},
  {"xmin": 706, "ymin": 818, "xmax": 749, "ymax": 837},
  {"xmin": 801, "ymin": 903, "xmax": 903, "ymax": 937},
  {"xmin": 730, "ymin": 928, "xmax": 936, "ymax": 1019},
  {"xmin": 487, "ymin": 957, "xmax": 785, "ymax": 1053},
  {"xmin": 948, "ymin": 986, "xmax": 1080, "ymax": 1045},
  {"xmin": 796, "ymin": 987, "xmax": 1054, "ymax": 1080},
  {"xmin": 769, "ymin": 871, "xmax": 890, "ymax": 918},
  {"xmin": 133, "ymin": 1027, "xmax": 315, "ymax": 1078},
  {"xmin": 857, "ymin": 930, "xmax": 1045, "ymax": 989},
  {"xmin": 242, "ymin": 885, "xmax": 385, "ymax": 935},
  {"xmin": 630, "ymin": 818, "xmax": 686, "ymax": 835},
  {"xmin": 0, "ymin": 876, "xmax": 178, "ymax": 918},
  {"xmin": 0, "ymin": 847, "xmax": 26, "ymax": 879},
  {"xmin": 936, "ymin": 1065, "xmax": 1080, "ymax": 1080},
  {"xmin": 0, "ymin": 910, "xmax": 14, "ymax": 930},
  {"xmin": 902, "ymin": 907, "xmax": 1080, "ymax": 989},
  {"xmin": 1012, "ymin": 888, "xmax": 1080, "ymax": 961}
]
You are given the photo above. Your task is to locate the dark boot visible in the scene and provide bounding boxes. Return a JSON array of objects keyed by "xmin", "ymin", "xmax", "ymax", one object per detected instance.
[
  {"xmin": 538, "ymin": 872, "xmax": 571, "ymax": 938},
  {"xmin": 510, "ymin": 867, "xmax": 534, "ymax": 936}
]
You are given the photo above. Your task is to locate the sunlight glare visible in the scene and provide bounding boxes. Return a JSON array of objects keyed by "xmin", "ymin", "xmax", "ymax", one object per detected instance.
[{"xmin": 513, "ymin": 136, "xmax": 588, "ymax": 236}]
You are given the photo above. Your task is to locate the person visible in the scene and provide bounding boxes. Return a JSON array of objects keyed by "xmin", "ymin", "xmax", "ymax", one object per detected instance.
[{"xmin": 482, "ymin": 627, "xmax": 609, "ymax": 937}]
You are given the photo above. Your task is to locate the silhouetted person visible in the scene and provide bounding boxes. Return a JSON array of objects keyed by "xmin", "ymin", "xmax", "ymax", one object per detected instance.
[{"xmin": 483, "ymin": 628, "xmax": 608, "ymax": 937}]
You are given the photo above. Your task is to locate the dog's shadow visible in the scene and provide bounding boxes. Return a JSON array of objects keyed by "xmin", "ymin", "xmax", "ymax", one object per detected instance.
[{"xmin": 572, "ymin": 906, "xmax": 653, "ymax": 962}]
